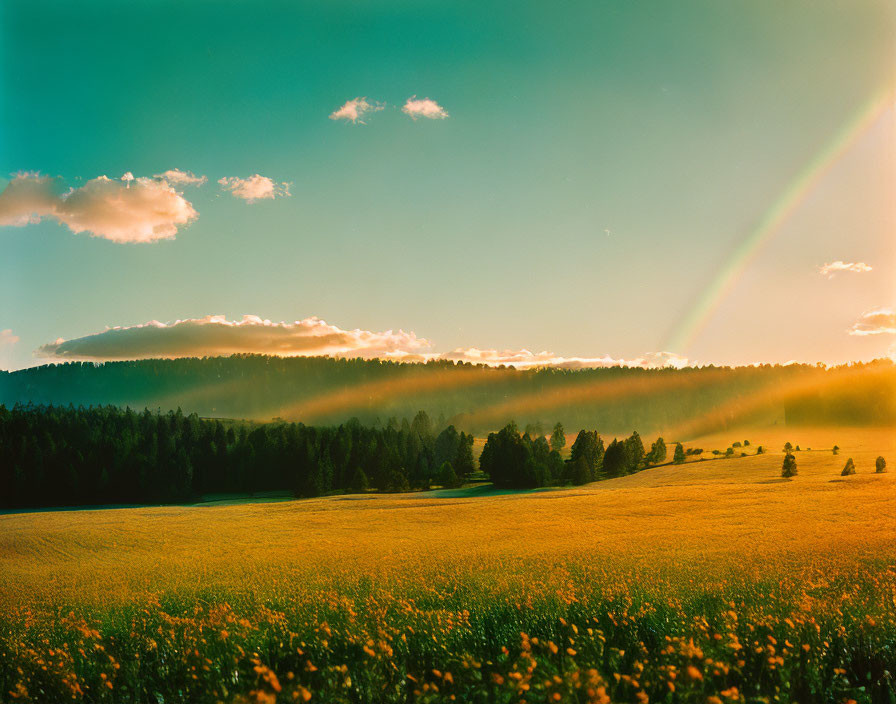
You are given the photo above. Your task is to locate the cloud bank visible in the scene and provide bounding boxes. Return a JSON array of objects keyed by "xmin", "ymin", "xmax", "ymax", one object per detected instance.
[
  {"xmin": 36, "ymin": 316, "xmax": 432, "ymax": 362},
  {"xmin": 0, "ymin": 172, "xmax": 198, "ymax": 242},
  {"xmin": 218, "ymin": 175, "xmax": 290, "ymax": 202},
  {"xmin": 402, "ymin": 96, "xmax": 449, "ymax": 120},
  {"xmin": 849, "ymin": 308, "xmax": 896, "ymax": 336},
  {"xmin": 819, "ymin": 261, "xmax": 872, "ymax": 277},
  {"xmin": 438, "ymin": 348, "xmax": 689, "ymax": 370},
  {"xmin": 329, "ymin": 97, "xmax": 384, "ymax": 123},
  {"xmin": 35, "ymin": 315, "xmax": 691, "ymax": 369}
]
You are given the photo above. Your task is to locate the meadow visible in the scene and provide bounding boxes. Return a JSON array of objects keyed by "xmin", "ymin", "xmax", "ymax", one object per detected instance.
[{"xmin": 1, "ymin": 427, "xmax": 894, "ymax": 703}]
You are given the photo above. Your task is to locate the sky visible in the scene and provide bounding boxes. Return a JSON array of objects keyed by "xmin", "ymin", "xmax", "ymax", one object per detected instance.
[{"xmin": 1, "ymin": 0, "xmax": 895, "ymax": 371}]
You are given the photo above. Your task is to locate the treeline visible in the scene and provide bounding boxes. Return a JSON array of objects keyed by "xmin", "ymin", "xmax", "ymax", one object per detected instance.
[
  {"xmin": 479, "ymin": 423, "xmax": 671, "ymax": 489},
  {"xmin": 3, "ymin": 355, "xmax": 894, "ymax": 433},
  {"xmin": 0, "ymin": 405, "xmax": 474, "ymax": 509}
]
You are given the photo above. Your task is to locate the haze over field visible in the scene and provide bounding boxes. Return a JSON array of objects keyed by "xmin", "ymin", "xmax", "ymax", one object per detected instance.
[{"xmin": 1, "ymin": 1, "xmax": 895, "ymax": 372}]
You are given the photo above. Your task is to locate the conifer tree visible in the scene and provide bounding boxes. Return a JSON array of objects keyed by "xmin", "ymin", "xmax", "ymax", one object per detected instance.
[{"xmin": 781, "ymin": 453, "xmax": 797, "ymax": 478}]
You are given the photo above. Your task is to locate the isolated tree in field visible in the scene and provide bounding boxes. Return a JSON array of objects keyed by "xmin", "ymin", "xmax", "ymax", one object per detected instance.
[
  {"xmin": 841, "ymin": 458, "xmax": 855, "ymax": 476},
  {"xmin": 876, "ymin": 456, "xmax": 887, "ymax": 473},
  {"xmin": 673, "ymin": 442, "xmax": 685, "ymax": 464},
  {"xmin": 648, "ymin": 437, "xmax": 667, "ymax": 465},
  {"xmin": 781, "ymin": 453, "xmax": 797, "ymax": 478},
  {"xmin": 550, "ymin": 423, "xmax": 566, "ymax": 453},
  {"xmin": 743, "ymin": 440, "xmax": 750, "ymax": 446},
  {"xmin": 756, "ymin": 446, "xmax": 765, "ymax": 454},
  {"xmin": 784, "ymin": 442, "xmax": 793, "ymax": 453},
  {"xmin": 832, "ymin": 445, "xmax": 840, "ymax": 455}
]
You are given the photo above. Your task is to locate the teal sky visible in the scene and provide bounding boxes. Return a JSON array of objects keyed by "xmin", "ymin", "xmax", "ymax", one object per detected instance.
[{"xmin": 2, "ymin": 0, "xmax": 894, "ymax": 370}]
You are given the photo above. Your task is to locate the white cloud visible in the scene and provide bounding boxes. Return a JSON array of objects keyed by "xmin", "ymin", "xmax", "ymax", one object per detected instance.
[
  {"xmin": 154, "ymin": 169, "xmax": 207, "ymax": 186},
  {"xmin": 218, "ymin": 175, "xmax": 290, "ymax": 203},
  {"xmin": 329, "ymin": 97, "xmax": 384, "ymax": 124},
  {"xmin": 437, "ymin": 348, "xmax": 689, "ymax": 370},
  {"xmin": 402, "ymin": 96, "xmax": 449, "ymax": 120},
  {"xmin": 35, "ymin": 315, "xmax": 690, "ymax": 370},
  {"xmin": 36, "ymin": 315, "xmax": 432, "ymax": 362},
  {"xmin": 819, "ymin": 260, "xmax": 872, "ymax": 277},
  {"xmin": 849, "ymin": 308, "xmax": 896, "ymax": 336},
  {"xmin": 0, "ymin": 172, "xmax": 198, "ymax": 243}
]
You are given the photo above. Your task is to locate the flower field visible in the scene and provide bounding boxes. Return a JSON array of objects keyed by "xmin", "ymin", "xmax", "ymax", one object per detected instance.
[{"xmin": 1, "ymin": 427, "xmax": 894, "ymax": 703}]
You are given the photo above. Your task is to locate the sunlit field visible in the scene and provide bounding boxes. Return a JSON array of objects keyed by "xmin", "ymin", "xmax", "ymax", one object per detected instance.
[{"xmin": 2, "ymin": 426, "xmax": 895, "ymax": 703}]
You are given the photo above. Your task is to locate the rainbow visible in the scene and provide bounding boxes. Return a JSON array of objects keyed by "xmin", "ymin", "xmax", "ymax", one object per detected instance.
[{"xmin": 664, "ymin": 87, "xmax": 894, "ymax": 354}]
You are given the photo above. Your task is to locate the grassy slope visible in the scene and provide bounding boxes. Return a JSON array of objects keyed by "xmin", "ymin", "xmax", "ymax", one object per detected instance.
[{"xmin": 1, "ymin": 426, "xmax": 894, "ymax": 702}]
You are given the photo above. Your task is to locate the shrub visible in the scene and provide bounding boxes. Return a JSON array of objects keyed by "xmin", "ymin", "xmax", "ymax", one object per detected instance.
[
  {"xmin": 833, "ymin": 445, "xmax": 840, "ymax": 455},
  {"xmin": 876, "ymin": 456, "xmax": 887, "ymax": 473},
  {"xmin": 841, "ymin": 458, "xmax": 856, "ymax": 476}
]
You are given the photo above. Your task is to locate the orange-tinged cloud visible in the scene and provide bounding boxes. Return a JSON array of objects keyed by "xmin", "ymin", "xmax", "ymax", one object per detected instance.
[
  {"xmin": 402, "ymin": 96, "xmax": 449, "ymax": 120},
  {"xmin": 35, "ymin": 315, "xmax": 432, "ymax": 362},
  {"xmin": 0, "ymin": 171, "xmax": 198, "ymax": 242},
  {"xmin": 329, "ymin": 97, "xmax": 384, "ymax": 123},
  {"xmin": 218, "ymin": 175, "xmax": 290, "ymax": 202},
  {"xmin": 34, "ymin": 314, "xmax": 694, "ymax": 372},
  {"xmin": 849, "ymin": 308, "xmax": 896, "ymax": 336}
]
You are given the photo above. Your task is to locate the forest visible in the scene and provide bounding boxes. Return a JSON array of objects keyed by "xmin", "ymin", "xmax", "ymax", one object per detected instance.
[
  {"xmin": 0, "ymin": 404, "xmax": 480, "ymax": 508},
  {"xmin": 2, "ymin": 355, "xmax": 894, "ymax": 433},
  {"xmin": 0, "ymin": 404, "xmax": 668, "ymax": 509}
]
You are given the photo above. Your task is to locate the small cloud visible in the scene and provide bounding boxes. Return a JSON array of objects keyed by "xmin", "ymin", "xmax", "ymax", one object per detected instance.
[
  {"xmin": 154, "ymin": 169, "xmax": 207, "ymax": 186},
  {"xmin": 329, "ymin": 97, "xmax": 384, "ymax": 124},
  {"xmin": 819, "ymin": 260, "xmax": 872, "ymax": 277},
  {"xmin": 218, "ymin": 175, "xmax": 290, "ymax": 203},
  {"xmin": 0, "ymin": 329, "xmax": 19, "ymax": 348},
  {"xmin": 0, "ymin": 172, "xmax": 197, "ymax": 242},
  {"xmin": 849, "ymin": 307, "xmax": 896, "ymax": 336},
  {"xmin": 402, "ymin": 96, "xmax": 449, "ymax": 120}
]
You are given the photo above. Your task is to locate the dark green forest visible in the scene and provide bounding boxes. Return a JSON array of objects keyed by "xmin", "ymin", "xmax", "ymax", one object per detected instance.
[
  {"xmin": 2, "ymin": 355, "xmax": 893, "ymax": 433},
  {"xmin": 0, "ymin": 404, "xmax": 670, "ymax": 509},
  {"xmin": 0, "ymin": 405, "xmax": 476, "ymax": 508}
]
